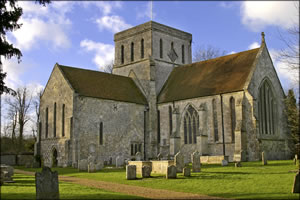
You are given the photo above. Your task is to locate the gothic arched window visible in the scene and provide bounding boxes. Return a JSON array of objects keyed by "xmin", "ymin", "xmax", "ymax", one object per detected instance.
[
  {"xmin": 45, "ymin": 107, "xmax": 48, "ymax": 138},
  {"xmin": 121, "ymin": 45, "xmax": 124, "ymax": 64},
  {"xmin": 212, "ymin": 99, "xmax": 219, "ymax": 142},
  {"xmin": 131, "ymin": 42, "xmax": 134, "ymax": 62},
  {"xmin": 258, "ymin": 79, "xmax": 277, "ymax": 135},
  {"xmin": 141, "ymin": 39, "xmax": 144, "ymax": 59},
  {"xmin": 183, "ymin": 105, "xmax": 199, "ymax": 144},
  {"xmin": 160, "ymin": 39, "xmax": 163, "ymax": 58},
  {"xmin": 99, "ymin": 122, "xmax": 103, "ymax": 145},
  {"xmin": 62, "ymin": 104, "xmax": 65, "ymax": 137},
  {"xmin": 230, "ymin": 97, "xmax": 236, "ymax": 142}
]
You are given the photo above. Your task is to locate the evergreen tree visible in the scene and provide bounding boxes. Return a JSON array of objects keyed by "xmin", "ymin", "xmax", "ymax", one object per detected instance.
[{"xmin": 284, "ymin": 89, "xmax": 300, "ymax": 154}]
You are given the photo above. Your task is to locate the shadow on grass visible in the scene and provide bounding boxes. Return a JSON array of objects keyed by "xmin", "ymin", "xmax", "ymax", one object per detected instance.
[{"xmin": 209, "ymin": 192, "xmax": 299, "ymax": 199}]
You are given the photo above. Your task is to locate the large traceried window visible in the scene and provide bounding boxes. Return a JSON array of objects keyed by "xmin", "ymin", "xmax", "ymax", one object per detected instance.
[
  {"xmin": 258, "ymin": 79, "xmax": 277, "ymax": 135},
  {"xmin": 184, "ymin": 105, "xmax": 199, "ymax": 144}
]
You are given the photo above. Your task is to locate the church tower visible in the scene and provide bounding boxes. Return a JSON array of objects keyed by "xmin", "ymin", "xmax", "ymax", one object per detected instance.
[{"xmin": 112, "ymin": 21, "xmax": 192, "ymax": 159}]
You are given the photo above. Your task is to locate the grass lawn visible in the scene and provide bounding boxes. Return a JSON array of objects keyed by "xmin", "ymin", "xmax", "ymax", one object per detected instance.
[
  {"xmin": 14, "ymin": 160, "xmax": 300, "ymax": 199},
  {"xmin": 0, "ymin": 173, "xmax": 144, "ymax": 199}
]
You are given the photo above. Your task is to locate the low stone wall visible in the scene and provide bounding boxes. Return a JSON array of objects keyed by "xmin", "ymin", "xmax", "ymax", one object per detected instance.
[
  {"xmin": 151, "ymin": 160, "xmax": 174, "ymax": 174},
  {"xmin": 0, "ymin": 154, "xmax": 17, "ymax": 166},
  {"xmin": 0, "ymin": 153, "xmax": 34, "ymax": 166},
  {"xmin": 200, "ymin": 156, "xmax": 229, "ymax": 164},
  {"xmin": 128, "ymin": 161, "xmax": 152, "ymax": 175}
]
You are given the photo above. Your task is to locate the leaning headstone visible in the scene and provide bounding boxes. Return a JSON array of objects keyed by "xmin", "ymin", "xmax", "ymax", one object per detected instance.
[
  {"xmin": 35, "ymin": 167, "xmax": 59, "ymax": 200},
  {"xmin": 292, "ymin": 171, "xmax": 299, "ymax": 193},
  {"xmin": 88, "ymin": 163, "xmax": 96, "ymax": 173},
  {"xmin": 221, "ymin": 159, "xmax": 228, "ymax": 166},
  {"xmin": 192, "ymin": 151, "xmax": 201, "ymax": 172},
  {"xmin": 157, "ymin": 153, "xmax": 162, "ymax": 160},
  {"xmin": 0, "ymin": 165, "xmax": 14, "ymax": 177},
  {"xmin": 166, "ymin": 165, "xmax": 177, "ymax": 179},
  {"xmin": 262, "ymin": 152, "xmax": 267, "ymax": 165},
  {"xmin": 126, "ymin": 165, "xmax": 136, "ymax": 180},
  {"xmin": 116, "ymin": 156, "xmax": 124, "ymax": 167},
  {"xmin": 135, "ymin": 152, "xmax": 142, "ymax": 161},
  {"xmin": 142, "ymin": 165, "xmax": 151, "ymax": 178},
  {"xmin": 235, "ymin": 162, "xmax": 242, "ymax": 167},
  {"xmin": 175, "ymin": 151, "xmax": 184, "ymax": 172},
  {"xmin": 78, "ymin": 159, "xmax": 88, "ymax": 171},
  {"xmin": 2, "ymin": 171, "xmax": 14, "ymax": 182},
  {"xmin": 183, "ymin": 167, "xmax": 191, "ymax": 177}
]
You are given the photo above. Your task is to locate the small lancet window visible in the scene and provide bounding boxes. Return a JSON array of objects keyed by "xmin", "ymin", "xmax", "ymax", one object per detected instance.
[
  {"xmin": 230, "ymin": 97, "xmax": 236, "ymax": 142},
  {"xmin": 53, "ymin": 102, "xmax": 56, "ymax": 137},
  {"xmin": 169, "ymin": 106, "xmax": 173, "ymax": 135},
  {"xmin": 212, "ymin": 99, "xmax": 219, "ymax": 142},
  {"xmin": 183, "ymin": 105, "xmax": 199, "ymax": 144},
  {"xmin": 99, "ymin": 122, "xmax": 103, "ymax": 145},
  {"xmin": 62, "ymin": 104, "xmax": 65, "ymax": 137},
  {"xmin": 157, "ymin": 110, "xmax": 160, "ymax": 144},
  {"xmin": 45, "ymin": 107, "xmax": 48, "ymax": 138},
  {"xmin": 121, "ymin": 45, "xmax": 124, "ymax": 64},
  {"xmin": 141, "ymin": 39, "xmax": 144, "ymax": 59},
  {"xmin": 182, "ymin": 45, "xmax": 185, "ymax": 64},
  {"xmin": 160, "ymin": 39, "xmax": 163, "ymax": 58},
  {"xmin": 131, "ymin": 42, "xmax": 134, "ymax": 62}
]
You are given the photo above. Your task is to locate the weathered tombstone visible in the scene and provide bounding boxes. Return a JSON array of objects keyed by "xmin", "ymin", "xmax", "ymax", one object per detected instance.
[
  {"xmin": 221, "ymin": 159, "xmax": 228, "ymax": 166},
  {"xmin": 116, "ymin": 156, "xmax": 124, "ymax": 167},
  {"xmin": 88, "ymin": 163, "xmax": 96, "ymax": 173},
  {"xmin": 157, "ymin": 153, "xmax": 162, "ymax": 160},
  {"xmin": 294, "ymin": 154, "xmax": 298, "ymax": 165},
  {"xmin": 124, "ymin": 159, "xmax": 129, "ymax": 165},
  {"xmin": 0, "ymin": 165, "xmax": 14, "ymax": 177},
  {"xmin": 142, "ymin": 165, "xmax": 151, "ymax": 178},
  {"xmin": 262, "ymin": 152, "xmax": 267, "ymax": 165},
  {"xmin": 166, "ymin": 165, "xmax": 177, "ymax": 179},
  {"xmin": 78, "ymin": 159, "xmax": 88, "ymax": 171},
  {"xmin": 135, "ymin": 152, "xmax": 142, "ymax": 161},
  {"xmin": 126, "ymin": 165, "xmax": 136, "ymax": 180},
  {"xmin": 175, "ymin": 151, "xmax": 184, "ymax": 173},
  {"xmin": 192, "ymin": 151, "xmax": 201, "ymax": 172},
  {"xmin": 95, "ymin": 161, "xmax": 104, "ymax": 171},
  {"xmin": 183, "ymin": 167, "xmax": 191, "ymax": 177},
  {"xmin": 292, "ymin": 171, "xmax": 299, "ymax": 193},
  {"xmin": 235, "ymin": 162, "xmax": 242, "ymax": 167},
  {"xmin": 87, "ymin": 155, "xmax": 96, "ymax": 165},
  {"xmin": 35, "ymin": 167, "xmax": 59, "ymax": 200},
  {"xmin": 2, "ymin": 171, "xmax": 13, "ymax": 182}
]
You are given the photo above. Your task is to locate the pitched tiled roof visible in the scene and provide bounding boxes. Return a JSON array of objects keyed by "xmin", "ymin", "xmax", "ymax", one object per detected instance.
[
  {"xmin": 58, "ymin": 64, "xmax": 147, "ymax": 105},
  {"xmin": 158, "ymin": 48, "xmax": 260, "ymax": 103}
]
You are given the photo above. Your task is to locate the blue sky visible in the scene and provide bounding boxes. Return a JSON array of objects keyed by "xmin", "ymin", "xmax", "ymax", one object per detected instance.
[{"xmin": 3, "ymin": 1, "xmax": 299, "ymax": 96}]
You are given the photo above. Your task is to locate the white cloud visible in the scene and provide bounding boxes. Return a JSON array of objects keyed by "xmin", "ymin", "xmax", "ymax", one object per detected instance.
[
  {"xmin": 96, "ymin": 15, "xmax": 132, "ymax": 33},
  {"xmin": 80, "ymin": 1, "xmax": 122, "ymax": 15},
  {"xmin": 8, "ymin": 1, "xmax": 73, "ymax": 51},
  {"xmin": 228, "ymin": 51, "xmax": 236, "ymax": 55},
  {"xmin": 248, "ymin": 42, "xmax": 260, "ymax": 49},
  {"xmin": 2, "ymin": 57, "xmax": 24, "ymax": 89},
  {"xmin": 80, "ymin": 39, "xmax": 114, "ymax": 71},
  {"xmin": 240, "ymin": 1, "xmax": 299, "ymax": 32},
  {"xmin": 219, "ymin": 1, "xmax": 238, "ymax": 9}
]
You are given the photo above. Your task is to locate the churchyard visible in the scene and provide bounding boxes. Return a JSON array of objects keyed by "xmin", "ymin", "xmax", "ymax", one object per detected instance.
[{"xmin": 1, "ymin": 160, "xmax": 299, "ymax": 199}]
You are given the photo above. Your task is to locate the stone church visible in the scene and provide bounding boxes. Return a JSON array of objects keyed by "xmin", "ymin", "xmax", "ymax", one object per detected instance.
[{"xmin": 37, "ymin": 21, "xmax": 291, "ymax": 167}]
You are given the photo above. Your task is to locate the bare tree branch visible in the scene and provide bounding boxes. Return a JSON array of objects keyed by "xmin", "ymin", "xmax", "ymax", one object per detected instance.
[{"xmin": 193, "ymin": 44, "xmax": 227, "ymax": 62}]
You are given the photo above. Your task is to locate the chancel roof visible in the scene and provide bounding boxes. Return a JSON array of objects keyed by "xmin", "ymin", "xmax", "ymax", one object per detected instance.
[
  {"xmin": 158, "ymin": 48, "xmax": 260, "ymax": 103},
  {"xmin": 58, "ymin": 64, "xmax": 147, "ymax": 105}
]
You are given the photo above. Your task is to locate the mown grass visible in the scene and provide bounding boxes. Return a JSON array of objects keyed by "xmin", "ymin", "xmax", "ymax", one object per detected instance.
[
  {"xmin": 14, "ymin": 160, "xmax": 300, "ymax": 199},
  {"xmin": 0, "ymin": 173, "xmax": 144, "ymax": 199}
]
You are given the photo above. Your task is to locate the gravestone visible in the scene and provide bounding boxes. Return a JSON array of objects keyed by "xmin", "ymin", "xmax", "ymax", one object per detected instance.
[
  {"xmin": 166, "ymin": 165, "xmax": 177, "ymax": 179},
  {"xmin": 292, "ymin": 171, "xmax": 299, "ymax": 193},
  {"xmin": 124, "ymin": 159, "xmax": 129, "ymax": 165},
  {"xmin": 221, "ymin": 159, "xmax": 228, "ymax": 166},
  {"xmin": 0, "ymin": 165, "xmax": 14, "ymax": 177},
  {"xmin": 126, "ymin": 165, "xmax": 136, "ymax": 180},
  {"xmin": 192, "ymin": 151, "xmax": 201, "ymax": 172},
  {"xmin": 135, "ymin": 152, "xmax": 142, "ymax": 161},
  {"xmin": 2, "ymin": 170, "xmax": 14, "ymax": 182},
  {"xmin": 88, "ymin": 155, "xmax": 96, "ymax": 165},
  {"xmin": 78, "ymin": 159, "xmax": 88, "ymax": 171},
  {"xmin": 183, "ymin": 167, "xmax": 191, "ymax": 177},
  {"xmin": 116, "ymin": 156, "xmax": 124, "ymax": 167},
  {"xmin": 157, "ymin": 153, "xmax": 162, "ymax": 160},
  {"xmin": 175, "ymin": 151, "xmax": 184, "ymax": 172},
  {"xmin": 35, "ymin": 167, "xmax": 59, "ymax": 200},
  {"xmin": 235, "ymin": 162, "xmax": 242, "ymax": 167},
  {"xmin": 294, "ymin": 154, "xmax": 298, "ymax": 165},
  {"xmin": 262, "ymin": 152, "xmax": 267, "ymax": 165},
  {"xmin": 88, "ymin": 163, "xmax": 96, "ymax": 173},
  {"xmin": 142, "ymin": 165, "xmax": 151, "ymax": 178},
  {"xmin": 95, "ymin": 161, "xmax": 104, "ymax": 171}
]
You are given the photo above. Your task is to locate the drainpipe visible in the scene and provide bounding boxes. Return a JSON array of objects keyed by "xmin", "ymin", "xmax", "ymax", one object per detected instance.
[{"xmin": 220, "ymin": 94, "xmax": 226, "ymax": 156}]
